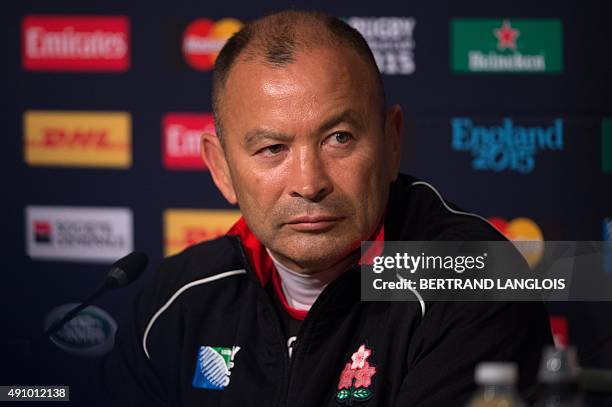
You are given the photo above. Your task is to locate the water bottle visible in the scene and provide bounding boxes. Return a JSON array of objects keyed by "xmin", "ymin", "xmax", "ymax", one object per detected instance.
[
  {"xmin": 533, "ymin": 346, "xmax": 584, "ymax": 407},
  {"xmin": 466, "ymin": 362, "xmax": 525, "ymax": 407}
]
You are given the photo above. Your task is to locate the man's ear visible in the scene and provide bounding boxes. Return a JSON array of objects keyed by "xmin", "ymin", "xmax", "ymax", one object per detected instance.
[
  {"xmin": 385, "ymin": 104, "xmax": 403, "ymax": 181},
  {"xmin": 201, "ymin": 132, "xmax": 238, "ymax": 204}
]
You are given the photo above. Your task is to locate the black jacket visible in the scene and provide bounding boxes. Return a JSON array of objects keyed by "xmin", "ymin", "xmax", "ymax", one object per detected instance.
[{"xmin": 104, "ymin": 174, "xmax": 552, "ymax": 406}]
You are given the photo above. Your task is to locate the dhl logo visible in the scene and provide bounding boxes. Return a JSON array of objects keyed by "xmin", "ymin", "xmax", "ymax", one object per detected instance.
[
  {"xmin": 37, "ymin": 129, "xmax": 120, "ymax": 148},
  {"xmin": 183, "ymin": 227, "xmax": 227, "ymax": 245},
  {"xmin": 164, "ymin": 209, "xmax": 241, "ymax": 257},
  {"xmin": 24, "ymin": 111, "xmax": 131, "ymax": 168}
]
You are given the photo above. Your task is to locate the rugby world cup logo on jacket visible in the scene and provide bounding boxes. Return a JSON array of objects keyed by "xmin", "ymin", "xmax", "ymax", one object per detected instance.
[
  {"xmin": 192, "ymin": 345, "xmax": 240, "ymax": 390},
  {"xmin": 336, "ymin": 344, "xmax": 377, "ymax": 405},
  {"xmin": 451, "ymin": 117, "xmax": 564, "ymax": 173}
]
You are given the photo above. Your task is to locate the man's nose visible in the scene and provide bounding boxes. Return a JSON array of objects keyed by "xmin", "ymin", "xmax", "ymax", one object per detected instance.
[{"xmin": 288, "ymin": 146, "xmax": 333, "ymax": 202}]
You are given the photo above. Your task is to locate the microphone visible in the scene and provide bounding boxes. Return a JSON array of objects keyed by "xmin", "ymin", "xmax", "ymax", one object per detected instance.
[
  {"xmin": 106, "ymin": 251, "xmax": 148, "ymax": 288},
  {"xmin": 42, "ymin": 251, "xmax": 148, "ymax": 340}
]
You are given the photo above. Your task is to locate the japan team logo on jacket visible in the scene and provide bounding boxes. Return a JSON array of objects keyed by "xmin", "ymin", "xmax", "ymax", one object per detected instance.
[
  {"xmin": 192, "ymin": 345, "xmax": 241, "ymax": 390},
  {"xmin": 336, "ymin": 344, "xmax": 377, "ymax": 404}
]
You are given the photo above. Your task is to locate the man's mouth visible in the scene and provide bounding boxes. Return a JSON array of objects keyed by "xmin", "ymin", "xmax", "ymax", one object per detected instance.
[{"xmin": 285, "ymin": 215, "xmax": 343, "ymax": 232}]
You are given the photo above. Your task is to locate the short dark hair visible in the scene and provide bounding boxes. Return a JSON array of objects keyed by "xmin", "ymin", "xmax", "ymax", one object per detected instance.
[{"xmin": 211, "ymin": 10, "xmax": 386, "ymax": 141}]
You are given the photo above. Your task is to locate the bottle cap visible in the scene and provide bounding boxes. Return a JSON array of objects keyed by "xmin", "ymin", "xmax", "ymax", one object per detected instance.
[
  {"xmin": 475, "ymin": 362, "xmax": 518, "ymax": 385},
  {"xmin": 538, "ymin": 346, "xmax": 580, "ymax": 383}
]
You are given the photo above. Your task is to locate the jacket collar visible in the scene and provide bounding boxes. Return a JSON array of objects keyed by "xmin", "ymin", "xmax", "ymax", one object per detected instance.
[{"xmin": 227, "ymin": 217, "xmax": 385, "ymax": 320}]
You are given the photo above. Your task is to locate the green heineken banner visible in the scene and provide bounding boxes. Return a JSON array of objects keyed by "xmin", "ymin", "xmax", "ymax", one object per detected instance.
[{"xmin": 451, "ymin": 19, "xmax": 562, "ymax": 73}]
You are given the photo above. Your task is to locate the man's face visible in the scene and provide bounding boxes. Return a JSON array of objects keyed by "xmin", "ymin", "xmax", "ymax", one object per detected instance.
[{"xmin": 209, "ymin": 46, "xmax": 401, "ymax": 273}]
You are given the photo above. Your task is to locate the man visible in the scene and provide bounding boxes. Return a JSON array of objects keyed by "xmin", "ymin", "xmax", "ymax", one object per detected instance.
[{"xmin": 104, "ymin": 10, "xmax": 552, "ymax": 406}]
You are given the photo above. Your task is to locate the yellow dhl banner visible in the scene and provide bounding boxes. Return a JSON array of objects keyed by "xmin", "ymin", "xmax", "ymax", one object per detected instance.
[
  {"xmin": 24, "ymin": 110, "xmax": 131, "ymax": 168},
  {"xmin": 164, "ymin": 209, "xmax": 241, "ymax": 257}
]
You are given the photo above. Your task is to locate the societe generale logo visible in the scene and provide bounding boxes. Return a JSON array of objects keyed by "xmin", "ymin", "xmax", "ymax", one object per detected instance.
[
  {"xmin": 26, "ymin": 206, "xmax": 133, "ymax": 263},
  {"xmin": 182, "ymin": 18, "xmax": 242, "ymax": 71},
  {"xmin": 23, "ymin": 110, "xmax": 132, "ymax": 168},
  {"xmin": 489, "ymin": 217, "xmax": 544, "ymax": 268},
  {"xmin": 22, "ymin": 15, "xmax": 130, "ymax": 72},
  {"xmin": 162, "ymin": 113, "xmax": 215, "ymax": 170},
  {"xmin": 164, "ymin": 209, "xmax": 241, "ymax": 256},
  {"xmin": 34, "ymin": 220, "xmax": 52, "ymax": 243}
]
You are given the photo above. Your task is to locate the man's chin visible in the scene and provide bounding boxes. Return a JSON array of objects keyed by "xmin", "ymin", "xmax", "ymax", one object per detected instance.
[{"xmin": 268, "ymin": 233, "xmax": 360, "ymax": 272}]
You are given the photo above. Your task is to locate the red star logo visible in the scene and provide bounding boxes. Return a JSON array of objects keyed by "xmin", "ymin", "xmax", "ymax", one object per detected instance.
[{"xmin": 494, "ymin": 20, "xmax": 519, "ymax": 50}]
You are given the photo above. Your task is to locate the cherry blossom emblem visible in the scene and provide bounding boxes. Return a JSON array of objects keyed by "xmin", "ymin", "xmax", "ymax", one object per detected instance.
[{"xmin": 336, "ymin": 344, "xmax": 376, "ymax": 405}]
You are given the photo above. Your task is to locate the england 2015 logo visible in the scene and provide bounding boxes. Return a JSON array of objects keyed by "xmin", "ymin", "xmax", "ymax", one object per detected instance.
[
  {"xmin": 192, "ymin": 345, "xmax": 241, "ymax": 390},
  {"xmin": 451, "ymin": 117, "xmax": 564, "ymax": 173}
]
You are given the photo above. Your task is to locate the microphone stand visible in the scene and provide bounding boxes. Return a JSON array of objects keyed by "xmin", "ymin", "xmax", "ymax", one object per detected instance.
[{"xmin": 42, "ymin": 281, "xmax": 111, "ymax": 339}]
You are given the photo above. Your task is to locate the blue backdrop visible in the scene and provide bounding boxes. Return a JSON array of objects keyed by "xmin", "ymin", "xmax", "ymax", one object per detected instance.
[{"xmin": 2, "ymin": 0, "xmax": 611, "ymax": 405}]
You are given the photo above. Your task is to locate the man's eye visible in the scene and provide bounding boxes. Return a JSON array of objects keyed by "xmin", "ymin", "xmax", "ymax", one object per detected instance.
[
  {"xmin": 258, "ymin": 144, "xmax": 286, "ymax": 155},
  {"xmin": 327, "ymin": 131, "xmax": 353, "ymax": 145}
]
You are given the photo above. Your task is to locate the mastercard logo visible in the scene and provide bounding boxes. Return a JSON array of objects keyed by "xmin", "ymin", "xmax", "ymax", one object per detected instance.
[
  {"xmin": 489, "ymin": 217, "xmax": 544, "ymax": 268},
  {"xmin": 182, "ymin": 18, "xmax": 242, "ymax": 71}
]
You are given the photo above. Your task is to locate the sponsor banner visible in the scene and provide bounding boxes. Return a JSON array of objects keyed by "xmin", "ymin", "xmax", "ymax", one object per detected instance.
[
  {"xmin": 346, "ymin": 17, "xmax": 416, "ymax": 75},
  {"xmin": 182, "ymin": 18, "xmax": 242, "ymax": 71},
  {"xmin": 451, "ymin": 117, "xmax": 564, "ymax": 173},
  {"xmin": 22, "ymin": 15, "xmax": 130, "ymax": 72},
  {"xmin": 162, "ymin": 113, "xmax": 215, "ymax": 170},
  {"xmin": 43, "ymin": 304, "xmax": 117, "ymax": 357},
  {"xmin": 23, "ymin": 110, "xmax": 131, "ymax": 168},
  {"xmin": 603, "ymin": 118, "xmax": 612, "ymax": 174},
  {"xmin": 163, "ymin": 209, "xmax": 241, "ymax": 256},
  {"xmin": 26, "ymin": 206, "xmax": 133, "ymax": 263},
  {"xmin": 451, "ymin": 19, "xmax": 562, "ymax": 73},
  {"xmin": 489, "ymin": 217, "xmax": 544, "ymax": 268}
]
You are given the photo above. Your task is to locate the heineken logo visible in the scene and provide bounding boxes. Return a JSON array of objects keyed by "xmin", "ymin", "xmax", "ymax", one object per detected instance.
[
  {"xmin": 451, "ymin": 19, "xmax": 562, "ymax": 73},
  {"xmin": 495, "ymin": 20, "xmax": 519, "ymax": 50},
  {"xmin": 336, "ymin": 344, "xmax": 377, "ymax": 405}
]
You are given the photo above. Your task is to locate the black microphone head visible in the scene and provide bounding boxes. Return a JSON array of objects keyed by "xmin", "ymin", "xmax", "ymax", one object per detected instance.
[{"xmin": 107, "ymin": 251, "xmax": 148, "ymax": 287}]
